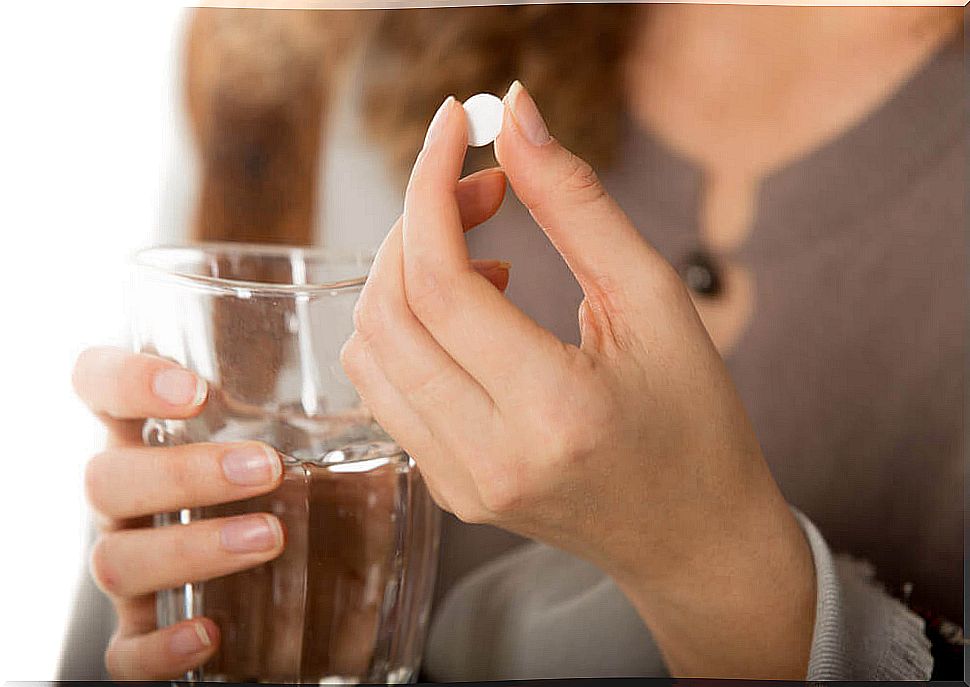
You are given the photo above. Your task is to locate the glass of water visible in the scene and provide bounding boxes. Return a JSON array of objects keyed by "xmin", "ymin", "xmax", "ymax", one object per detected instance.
[{"xmin": 128, "ymin": 243, "xmax": 440, "ymax": 684}]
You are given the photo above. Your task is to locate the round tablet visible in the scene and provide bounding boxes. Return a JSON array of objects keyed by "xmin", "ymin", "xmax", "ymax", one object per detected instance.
[{"xmin": 462, "ymin": 93, "xmax": 504, "ymax": 147}]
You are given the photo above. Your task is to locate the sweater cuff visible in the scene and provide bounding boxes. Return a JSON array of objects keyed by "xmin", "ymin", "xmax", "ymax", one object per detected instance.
[
  {"xmin": 792, "ymin": 508, "xmax": 848, "ymax": 680},
  {"xmin": 792, "ymin": 508, "xmax": 933, "ymax": 681}
]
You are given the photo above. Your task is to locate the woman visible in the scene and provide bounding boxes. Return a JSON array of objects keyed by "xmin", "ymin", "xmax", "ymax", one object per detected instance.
[{"xmin": 62, "ymin": 4, "xmax": 964, "ymax": 681}]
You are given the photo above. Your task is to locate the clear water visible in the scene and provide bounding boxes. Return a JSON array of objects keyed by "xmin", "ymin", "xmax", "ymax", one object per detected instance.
[{"xmin": 148, "ymin": 408, "xmax": 439, "ymax": 684}]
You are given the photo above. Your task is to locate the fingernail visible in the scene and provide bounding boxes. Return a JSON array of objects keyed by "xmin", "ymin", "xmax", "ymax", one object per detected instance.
[
  {"xmin": 222, "ymin": 444, "xmax": 281, "ymax": 486},
  {"xmin": 152, "ymin": 368, "xmax": 207, "ymax": 407},
  {"xmin": 169, "ymin": 621, "xmax": 211, "ymax": 656},
  {"xmin": 474, "ymin": 261, "xmax": 512, "ymax": 291},
  {"xmin": 505, "ymin": 80, "xmax": 550, "ymax": 146},
  {"xmin": 424, "ymin": 96, "xmax": 455, "ymax": 147},
  {"xmin": 475, "ymin": 259, "xmax": 512, "ymax": 271},
  {"xmin": 220, "ymin": 515, "xmax": 282, "ymax": 553}
]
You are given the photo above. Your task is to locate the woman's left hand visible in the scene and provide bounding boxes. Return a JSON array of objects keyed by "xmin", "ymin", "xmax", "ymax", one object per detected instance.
[{"xmin": 341, "ymin": 81, "xmax": 816, "ymax": 679}]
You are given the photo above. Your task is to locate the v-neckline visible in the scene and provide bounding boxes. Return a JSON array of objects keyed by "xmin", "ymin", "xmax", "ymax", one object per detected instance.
[{"xmin": 609, "ymin": 31, "xmax": 964, "ymax": 261}]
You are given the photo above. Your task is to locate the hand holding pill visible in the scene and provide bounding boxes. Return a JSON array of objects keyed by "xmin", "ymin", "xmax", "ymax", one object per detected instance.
[{"xmin": 343, "ymin": 80, "xmax": 816, "ymax": 681}]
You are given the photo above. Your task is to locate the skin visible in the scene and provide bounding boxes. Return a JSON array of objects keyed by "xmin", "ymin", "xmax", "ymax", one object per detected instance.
[{"xmin": 71, "ymin": 6, "xmax": 959, "ymax": 680}]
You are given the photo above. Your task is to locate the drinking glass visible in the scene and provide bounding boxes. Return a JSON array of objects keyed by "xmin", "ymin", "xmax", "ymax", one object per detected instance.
[{"xmin": 128, "ymin": 243, "xmax": 440, "ymax": 684}]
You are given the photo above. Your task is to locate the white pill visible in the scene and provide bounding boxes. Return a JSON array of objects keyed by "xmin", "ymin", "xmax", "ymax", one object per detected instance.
[{"xmin": 462, "ymin": 93, "xmax": 504, "ymax": 147}]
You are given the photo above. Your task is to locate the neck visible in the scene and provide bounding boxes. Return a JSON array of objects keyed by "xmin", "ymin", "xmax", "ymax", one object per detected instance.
[
  {"xmin": 624, "ymin": 5, "xmax": 960, "ymax": 176},
  {"xmin": 632, "ymin": 5, "xmax": 959, "ymax": 72}
]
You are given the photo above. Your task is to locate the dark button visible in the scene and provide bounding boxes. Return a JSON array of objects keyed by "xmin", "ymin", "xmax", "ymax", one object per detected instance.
[{"xmin": 679, "ymin": 251, "xmax": 722, "ymax": 297}]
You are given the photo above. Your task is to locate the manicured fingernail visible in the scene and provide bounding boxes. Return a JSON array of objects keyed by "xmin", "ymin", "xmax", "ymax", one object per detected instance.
[
  {"xmin": 169, "ymin": 621, "xmax": 211, "ymax": 656},
  {"xmin": 220, "ymin": 515, "xmax": 282, "ymax": 553},
  {"xmin": 222, "ymin": 444, "xmax": 281, "ymax": 486},
  {"xmin": 505, "ymin": 80, "xmax": 551, "ymax": 146},
  {"xmin": 152, "ymin": 368, "xmax": 207, "ymax": 407},
  {"xmin": 424, "ymin": 96, "xmax": 455, "ymax": 147}
]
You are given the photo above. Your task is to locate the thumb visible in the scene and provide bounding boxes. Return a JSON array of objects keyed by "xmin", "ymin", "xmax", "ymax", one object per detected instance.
[{"xmin": 494, "ymin": 81, "xmax": 668, "ymax": 312}]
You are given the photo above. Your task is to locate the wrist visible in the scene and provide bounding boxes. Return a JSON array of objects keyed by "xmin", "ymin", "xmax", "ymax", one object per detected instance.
[{"xmin": 611, "ymin": 489, "xmax": 817, "ymax": 678}]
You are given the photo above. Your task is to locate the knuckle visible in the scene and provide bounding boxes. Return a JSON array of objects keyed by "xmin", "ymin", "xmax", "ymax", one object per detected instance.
[
  {"xmin": 339, "ymin": 336, "xmax": 367, "ymax": 380},
  {"xmin": 401, "ymin": 364, "xmax": 450, "ymax": 403},
  {"xmin": 558, "ymin": 154, "xmax": 606, "ymax": 203},
  {"xmin": 104, "ymin": 634, "xmax": 126, "ymax": 679},
  {"xmin": 450, "ymin": 501, "xmax": 490, "ymax": 526},
  {"xmin": 89, "ymin": 535, "xmax": 123, "ymax": 597},
  {"xmin": 561, "ymin": 402, "xmax": 603, "ymax": 459},
  {"xmin": 167, "ymin": 526, "xmax": 194, "ymax": 566},
  {"xmin": 525, "ymin": 154, "xmax": 606, "ymax": 220},
  {"xmin": 84, "ymin": 451, "xmax": 112, "ymax": 515},
  {"xmin": 423, "ymin": 480, "xmax": 451, "ymax": 513},
  {"xmin": 160, "ymin": 451, "xmax": 193, "ymax": 502},
  {"xmin": 535, "ymin": 398, "xmax": 600, "ymax": 468},
  {"xmin": 467, "ymin": 451, "xmax": 528, "ymax": 518},
  {"xmin": 476, "ymin": 471, "xmax": 524, "ymax": 517},
  {"xmin": 351, "ymin": 296, "xmax": 382, "ymax": 343},
  {"xmin": 102, "ymin": 371, "xmax": 134, "ymax": 420},
  {"xmin": 405, "ymin": 266, "xmax": 455, "ymax": 319},
  {"xmin": 448, "ymin": 503, "xmax": 470, "ymax": 522}
]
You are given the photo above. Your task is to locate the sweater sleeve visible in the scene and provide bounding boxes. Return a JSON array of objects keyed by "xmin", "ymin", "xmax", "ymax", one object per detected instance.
[
  {"xmin": 794, "ymin": 510, "xmax": 933, "ymax": 680},
  {"xmin": 424, "ymin": 510, "xmax": 935, "ymax": 682}
]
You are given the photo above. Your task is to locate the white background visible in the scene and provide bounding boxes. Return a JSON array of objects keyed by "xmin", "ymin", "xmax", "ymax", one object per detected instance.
[{"xmin": 0, "ymin": 2, "xmax": 188, "ymax": 679}]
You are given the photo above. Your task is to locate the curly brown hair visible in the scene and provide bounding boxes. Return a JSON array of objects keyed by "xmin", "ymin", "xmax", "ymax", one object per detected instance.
[
  {"xmin": 361, "ymin": 6, "xmax": 637, "ymax": 176},
  {"xmin": 184, "ymin": 6, "xmax": 637, "ymax": 246}
]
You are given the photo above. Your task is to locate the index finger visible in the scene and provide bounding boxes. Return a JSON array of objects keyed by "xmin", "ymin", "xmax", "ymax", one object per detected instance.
[
  {"xmin": 73, "ymin": 347, "xmax": 208, "ymax": 423},
  {"xmin": 401, "ymin": 97, "xmax": 571, "ymax": 400}
]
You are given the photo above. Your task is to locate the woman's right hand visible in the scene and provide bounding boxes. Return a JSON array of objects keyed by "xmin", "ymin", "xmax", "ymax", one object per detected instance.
[{"xmin": 72, "ymin": 347, "xmax": 286, "ymax": 679}]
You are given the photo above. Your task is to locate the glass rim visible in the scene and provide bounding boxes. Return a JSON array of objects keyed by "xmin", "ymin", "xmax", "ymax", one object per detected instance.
[{"xmin": 131, "ymin": 242, "xmax": 374, "ymax": 296}]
